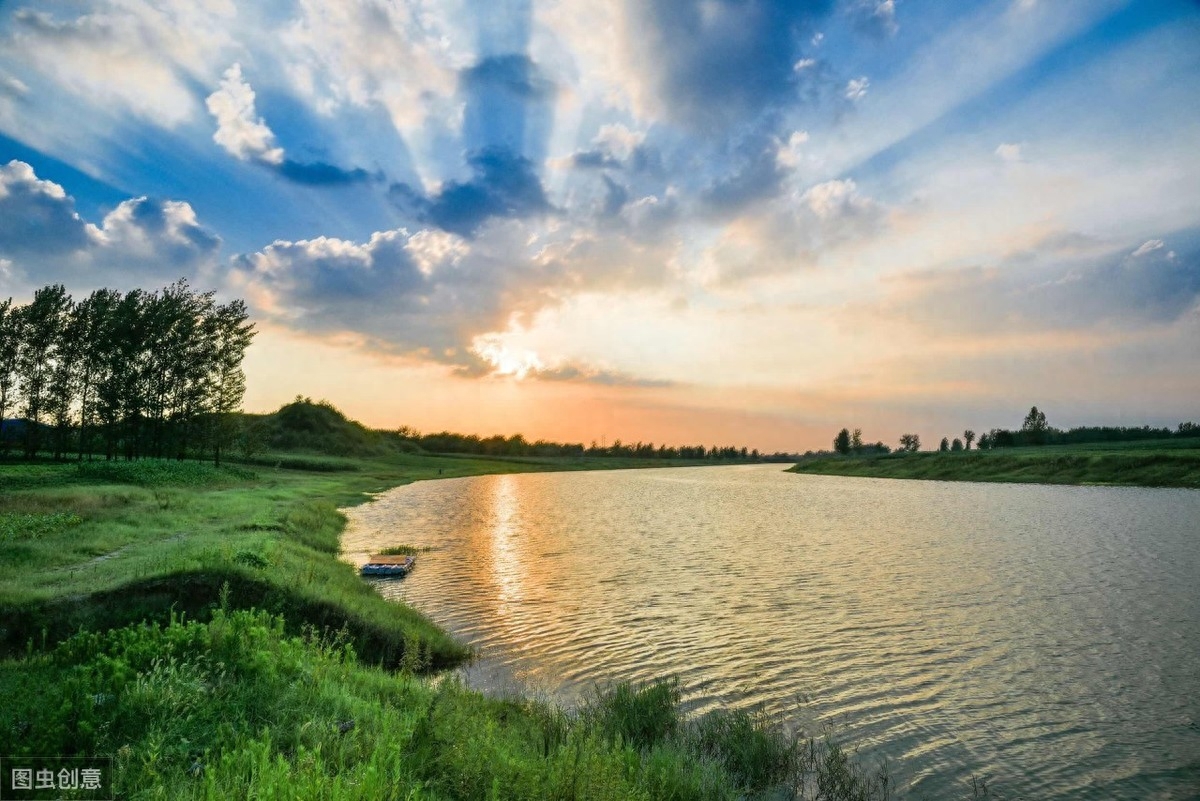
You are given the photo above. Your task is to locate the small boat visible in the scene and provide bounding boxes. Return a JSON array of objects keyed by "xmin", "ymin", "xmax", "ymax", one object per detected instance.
[{"xmin": 360, "ymin": 554, "xmax": 416, "ymax": 577}]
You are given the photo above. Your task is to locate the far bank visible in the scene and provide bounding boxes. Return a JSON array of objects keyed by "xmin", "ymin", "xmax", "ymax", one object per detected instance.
[{"xmin": 788, "ymin": 439, "xmax": 1200, "ymax": 488}]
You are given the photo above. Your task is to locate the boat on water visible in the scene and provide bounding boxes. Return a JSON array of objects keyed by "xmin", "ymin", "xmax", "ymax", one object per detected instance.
[{"xmin": 360, "ymin": 554, "xmax": 416, "ymax": 577}]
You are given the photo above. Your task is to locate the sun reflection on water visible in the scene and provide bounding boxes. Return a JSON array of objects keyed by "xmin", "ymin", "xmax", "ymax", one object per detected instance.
[{"xmin": 487, "ymin": 474, "xmax": 524, "ymax": 617}]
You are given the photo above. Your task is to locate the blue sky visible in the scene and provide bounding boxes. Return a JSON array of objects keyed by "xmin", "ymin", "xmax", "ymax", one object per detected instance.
[{"xmin": 1, "ymin": 0, "xmax": 1198, "ymax": 449}]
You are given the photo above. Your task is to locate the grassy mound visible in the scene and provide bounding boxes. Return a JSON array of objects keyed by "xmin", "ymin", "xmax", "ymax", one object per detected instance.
[{"xmin": 247, "ymin": 400, "xmax": 406, "ymax": 458}]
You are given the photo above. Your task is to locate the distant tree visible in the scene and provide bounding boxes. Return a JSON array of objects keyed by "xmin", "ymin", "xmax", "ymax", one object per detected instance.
[
  {"xmin": 851, "ymin": 428, "xmax": 863, "ymax": 452},
  {"xmin": 951, "ymin": 438, "xmax": 963, "ymax": 451},
  {"xmin": 963, "ymin": 430, "xmax": 975, "ymax": 450},
  {"xmin": 1022, "ymin": 406, "xmax": 1049, "ymax": 445},
  {"xmin": 898, "ymin": 433, "xmax": 920, "ymax": 452},
  {"xmin": 977, "ymin": 432, "xmax": 991, "ymax": 450},
  {"xmin": 834, "ymin": 428, "xmax": 851, "ymax": 455},
  {"xmin": 939, "ymin": 437, "xmax": 950, "ymax": 452}
]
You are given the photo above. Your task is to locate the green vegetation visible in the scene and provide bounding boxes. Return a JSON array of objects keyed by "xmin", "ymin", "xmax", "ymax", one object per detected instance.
[
  {"xmin": 807, "ymin": 407, "xmax": 1200, "ymax": 487},
  {"xmin": 0, "ymin": 281, "xmax": 253, "ymax": 464},
  {"xmin": 789, "ymin": 438, "xmax": 1200, "ymax": 488},
  {"xmin": 0, "ymin": 438, "xmax": 966, "ymax": 799},
  {"xmin": 0, "ymin": 607, "xmax": 923, "ymax": 800}
]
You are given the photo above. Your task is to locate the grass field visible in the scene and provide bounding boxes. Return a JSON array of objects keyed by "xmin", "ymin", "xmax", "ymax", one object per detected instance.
[
  {"xmin": 787, "ymin": 438, "xmax": 1200, "ymax": 488},
  {"xmin": 0, "ymin": 452, "xmax": 959, "ymax": 799}
]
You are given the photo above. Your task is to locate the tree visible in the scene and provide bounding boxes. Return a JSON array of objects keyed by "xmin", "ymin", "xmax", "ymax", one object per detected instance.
[
  {"xmin": 208, "ymin": 299, "xmax": 255, "ymax": 467},
  {"xmin": 898, "ymin": 433, "xmax": 920, "ymax": 452},
  {"xmin": 951, "ymin": 438, "xmax": 963, "ymax": 451},
  {"xmin": 834, "ymin": 428, "xmax": 851, "ymax": 455},
  {"xmin": 963, "ymin": 429, "xmax": 975, "ymax": 450},
  {"xmin": 46, "ymin": 295, "xmax": 82, "ymax": 460},
  {"xmin": 73, "ymin": 289, "xmax": 122, "ymax": 460},
  {"xmin": 16, "ymin": 285, "xmax": 72, "ymax": 459},
  {"xmin": 1022, "ymin": 406, "xmax": 1048, "ymax": 445},
  {"xmin": 939, "ymin": 437, "xmax": 950, "ymax": 452},
  {"xmin": 851, "ymin": 428, "xmax": 863, "ymax": 452},
  {"xmin": 0, "ymin": 298, "xmax": 21, "ymax": 455},
  {"xmin": 977, "ymin": 432, "xmax": 991, "ymax": 450}
]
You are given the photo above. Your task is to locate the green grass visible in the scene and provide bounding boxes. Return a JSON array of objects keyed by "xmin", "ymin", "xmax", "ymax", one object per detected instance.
[
  {"xmin": 0, "ymin": 453, "xmax": 575, "ymax": 670},
  {"xmin": 788, "ymin": 439, "xmax": 1200, "ymax": 488},
  {"xmin": 0, "ymin": 451, "xmax": 994, "ymax": 798},
  {"xmin": 0, "ymin": 607, "xmax": 965, "ymax": 800}
]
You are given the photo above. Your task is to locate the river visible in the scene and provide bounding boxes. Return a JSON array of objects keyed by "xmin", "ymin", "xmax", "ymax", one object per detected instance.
[{"xmin": 340, "ymin": 464, "xmax": 1200, "ymax": 799}]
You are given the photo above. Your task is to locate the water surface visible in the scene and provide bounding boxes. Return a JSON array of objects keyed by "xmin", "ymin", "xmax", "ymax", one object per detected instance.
[{"xmin": 341, "ymin": 465, "xmax": 1200, "ymax": 799}]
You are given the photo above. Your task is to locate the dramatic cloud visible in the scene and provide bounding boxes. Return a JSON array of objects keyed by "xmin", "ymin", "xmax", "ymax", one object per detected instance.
[
  {"xmin": 206, "ymin": 63, "xmax": 373, "ymax": 186},
  {"xmin": 391, "ymin": 148, "xmax": 554, "ymax": 237},
  {"xmin": 2, "ymin": 0, "xmax": 1198, "ymax": 442},
  {"xmin": 0, "ymin": 161, "xmax": 219, "ymax": 289},
  {"xmin": 0, "ymin": 159, "xmax": 98, "ymax": 256},
  {"xmin": 621, "ymin": 0, "xmax": 834, "ymax": 129}
]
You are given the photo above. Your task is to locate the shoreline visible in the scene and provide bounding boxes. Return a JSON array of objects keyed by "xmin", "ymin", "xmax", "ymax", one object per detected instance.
[
  {"xmin": 0, "ymin": 455, "xmax": 914, "ymax": 798},
  {"xmin": 787, "ymin": 445, "xmax": 1200, "ymax": 489}
]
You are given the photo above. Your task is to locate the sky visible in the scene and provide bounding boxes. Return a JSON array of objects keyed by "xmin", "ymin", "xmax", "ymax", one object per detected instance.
[{"xmin": 1, "ymin": 0, "xmax": 1198, "ymax": 452}]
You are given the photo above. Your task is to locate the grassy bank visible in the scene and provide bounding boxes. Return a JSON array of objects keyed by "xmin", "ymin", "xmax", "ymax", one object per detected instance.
[
  {"xmin": 0, "ymin": 452, "xmax": 956, "ymax": 799},
  {"xmin": 788, "ymin": 438, "xmax": 1200, "ymax": 488},
  {"xmin": 0, "ymin": 605, "xmax": 908, "ymax": 800}
]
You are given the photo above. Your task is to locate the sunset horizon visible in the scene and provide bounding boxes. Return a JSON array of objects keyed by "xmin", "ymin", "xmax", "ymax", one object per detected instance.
[{"xmin": 2, "ymin": 0, "xmax": 1197, "ymax": 453}]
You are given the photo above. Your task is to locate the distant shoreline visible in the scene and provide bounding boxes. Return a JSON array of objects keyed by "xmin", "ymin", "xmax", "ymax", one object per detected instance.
[{"xmin": 787, "ymin": 442, "xmax": 1200, "ymax": 489}]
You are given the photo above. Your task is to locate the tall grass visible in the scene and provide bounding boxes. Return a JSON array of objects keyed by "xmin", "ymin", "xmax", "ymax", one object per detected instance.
[{"xmin": 1, "ymin": 608, "xmax": 975, "ymax": 799}]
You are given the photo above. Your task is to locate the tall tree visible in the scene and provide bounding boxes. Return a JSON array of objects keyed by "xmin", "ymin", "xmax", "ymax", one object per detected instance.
[
  {"xmin": 16, "ymin": 285, "xmax": 71, "ymax": 459},
  {"xmin": 963, "ymin": 429, "xmax": 975, "ymax": 450},
  {"xmin": 74, "ymin": 289, "xmax": 120, "ymax": 461},
  {"xmin": 46, "ymin": 295, "xmax": 82, "ymax": 460},
  {"xmin": 939, "ymin": 437, "xmax": 950, "ymax": 452},
  {"xmin": 898, "ymin": 433, "xmax": 921, "ymax": 452},
  {"xmin": 834, "ymin": 428, "xmax": 851, "ymax": 455},
  {"xmin": 207, "ymin": 299, "xmax": 255, "ymax": 467},
  {"xmin": 0, "ymin": 298, "xmax": 21, "ymax": 455}
]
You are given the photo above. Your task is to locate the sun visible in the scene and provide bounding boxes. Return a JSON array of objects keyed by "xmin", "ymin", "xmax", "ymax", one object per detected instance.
[{"xmin": 471, "ymin": 335, "xmax": 544, "ymax": 380}]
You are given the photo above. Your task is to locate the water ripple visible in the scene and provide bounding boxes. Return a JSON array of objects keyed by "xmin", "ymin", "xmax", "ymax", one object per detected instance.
[{"xmin": 342, "ymin": 465, "xmax": 1200, "ymax": 800}]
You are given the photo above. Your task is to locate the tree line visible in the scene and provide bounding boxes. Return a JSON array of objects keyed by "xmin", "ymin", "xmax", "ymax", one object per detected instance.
[
  {"xmin": 0, "ymin": 281, "xmax": 255, "ymax": 465},
  {"xmin": 397, "ymin": 427, "xmax": 797, "ymax": 462},
  {"xmin": 820, "ymin": 406, "xmax": 1200, "ymax": 458}
]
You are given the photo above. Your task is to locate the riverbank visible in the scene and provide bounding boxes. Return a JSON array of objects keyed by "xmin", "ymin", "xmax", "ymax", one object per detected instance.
[
  {"xmin": 787, "ymin": 439, "xmax": 1200, "ymax": 488},
  {"xmin": 0, "ymin": 454, "xmax": 926, "ymax": 799}
]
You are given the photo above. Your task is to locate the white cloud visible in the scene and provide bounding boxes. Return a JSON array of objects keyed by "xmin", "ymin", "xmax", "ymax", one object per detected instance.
[
  {"xmin": 0, "ymin": 75, "xmax": 28, "ymax": 97},
  {"xmin": 1131, "ymin": 239, "xmax": 1164, "ymax": 258},
  {"xmin": 700, "ymin": 178, "xmax": 887, "ymax": 285},
  {"xmin": 0, "ymin": 161, "xmax": 219, "ymax": 289},
  {"xmin": 995, "ymin": 142, "xmax": 1023, "ymax": 162},
  {"xmin": 5, "ymin": 2, "xmax": 236, "ymax": 128},
  {"xmin": 775, "ymin": 131, "xmax": 810, "ymax": 170},
  {"xmin": 592, "ymin": 123, "xmax": 646, "ymax": 162},
  {"xmin": 845, "ymin": 77, "xmax": 870, "ymax": 101},
  {"xmin": 205, "ymin": 64, "xmax": 285, "ymax": 165}
]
